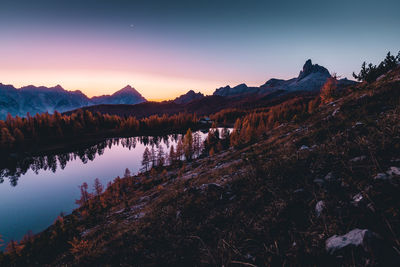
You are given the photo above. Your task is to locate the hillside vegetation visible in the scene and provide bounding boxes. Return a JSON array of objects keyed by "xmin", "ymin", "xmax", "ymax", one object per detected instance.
[{"xmin": 1, "ymin": 65, "xmax": 400, "ymax": 266}]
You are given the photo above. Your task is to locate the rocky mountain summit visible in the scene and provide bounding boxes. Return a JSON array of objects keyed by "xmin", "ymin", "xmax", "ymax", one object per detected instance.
[
  {"xmin": 297, "ymin": 59, "xmax": 330, "ymax": 80},
  {"xmin": 91, "ymin": 85, "xmax": 146, "ymax": 105},
  {"xmin": 173, "ymin": 90, "xmax": 204, "ymax": 104}
]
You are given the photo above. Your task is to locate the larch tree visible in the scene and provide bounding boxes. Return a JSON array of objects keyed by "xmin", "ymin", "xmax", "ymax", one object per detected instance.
[
  {"xmin": 320, "ymin": 75, "xmax": 338, "ymax": 104},
  {"xmin": 124, "ymin": 168, "xmax": 131, "ymax": 178},
  {"xmin": 76, "ymin": 182, "xmax": 91, "ymax": 207},
  {"xmin": 183, "ymin": 128, "xmax": 193, "ymax": 161},
  {"xmin": 141, "ymin": 147, "xmax": 151, "ymax": 171},
  {"xmin": 1, "ymin": 127, "xmax": 15, "ymax": 148},
  {"xmin": 13, "ymin": 128, "xmax": 24, "ymax": 143},
  {"xmin": 169, "ymin": 145, "xmax": 175, "ymax": 165},
  {"xmin": 93, "ymin": 178, "xmax": 104, "ymax": 196},
  {"xmin": 193, "ymin": 132, "xmax": 202, "ymax": 157},
  {"xmin": 157, "ymin": 145, "xmax": 165, "ymax": 166},
  {"xmin": 150, "ymin": 146, "xmax": 157, "ymax": 167},
  {"xmin": 220, "ymin": 127, "xmax": 231, "ymax": 149},
  {"xmin": 176, "ymin": 137, "xmax": 184, "ymax": 161}
]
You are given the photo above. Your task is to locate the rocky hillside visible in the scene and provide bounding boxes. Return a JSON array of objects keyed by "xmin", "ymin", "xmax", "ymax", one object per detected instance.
[
  {"xmin": 0, "ymin": 84, "xmax": 146, "ymax": 120},
  {"xmin": 1, "ymin": 66, "xmax": 399, "ymax": 266}
]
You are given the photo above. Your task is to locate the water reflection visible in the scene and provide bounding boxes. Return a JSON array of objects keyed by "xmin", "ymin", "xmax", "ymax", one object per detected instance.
[{"xmin": 0, "ymin": 134, "xmax": 183, "ymax": 187}]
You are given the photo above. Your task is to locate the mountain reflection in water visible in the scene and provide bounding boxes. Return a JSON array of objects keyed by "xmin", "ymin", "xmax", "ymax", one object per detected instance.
[{"xmin": 0, "ymin": 134, "xmax": 186, "ymax": 186}]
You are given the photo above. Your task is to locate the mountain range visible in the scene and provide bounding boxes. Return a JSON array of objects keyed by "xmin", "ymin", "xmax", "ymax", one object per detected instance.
[
  {"xmin": 0, "ymin": 84, "xmax": 146, "ymax": 119},
  {"xmin": 213, "ymin": 59, "xmax": 355, "ymax": 97},
  {"xmin": 0, "ymin": 60, "xmax": 356, "ymax": 120}
]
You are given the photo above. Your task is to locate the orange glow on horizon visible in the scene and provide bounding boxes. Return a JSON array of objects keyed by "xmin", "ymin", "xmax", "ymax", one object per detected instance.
[{"xmin": 0, "ymin": 68, "xmax": 230, "ymax": 100}]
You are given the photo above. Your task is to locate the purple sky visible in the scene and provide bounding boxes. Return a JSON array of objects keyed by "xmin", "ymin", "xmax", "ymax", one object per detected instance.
[{"xmin": 0, "ymin": 0, "xmax": 399, "ymax": 100}]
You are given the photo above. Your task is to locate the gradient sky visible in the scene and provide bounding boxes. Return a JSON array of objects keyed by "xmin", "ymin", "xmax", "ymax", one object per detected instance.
[{"xmin": 0, "ymin": 0, "xmax": 399, "ymax": 100}]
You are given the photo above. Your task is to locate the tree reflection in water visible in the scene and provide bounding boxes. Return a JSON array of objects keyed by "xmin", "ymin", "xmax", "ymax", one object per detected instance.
[{"xmin": 0, "ymin": 135, "xmax": 178, "ymax": 187}]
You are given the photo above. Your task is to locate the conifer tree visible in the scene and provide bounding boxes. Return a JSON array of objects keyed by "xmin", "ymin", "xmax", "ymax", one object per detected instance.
[
  {"xmin": 141, "ymin": 147, "xmax": 151, "ymax": 171},
  {"xmin": 320, "ymin": 75, "xmax": 338, "ymax": 104},
  {"xmin": 93, "ymin": 178, "xmax": 104, "ymax": 196},
  {"xmin": 157, "ymin": 145, "xmax": 165, "ymax": 166},
  {"xmin": 183, "ymin": 128, "xmax": 193, "ymax": 161},
  {"xmin": 169, "ymin": 145, "xmax": 176, "ymax": 165},
  {"xmin": 150, "ymin": 146, "xmax": 157, "ymax": 167},
  {"xmin": 193, "ymin": 132, "xmax": 202, "ymax": 157},
  {"xmin": 123, "ymin": 168, "xmax": 131, "ymax": 178},
  {"xmin": 176, "ymin": 137, "xmax": 184, "ymax": 161}
]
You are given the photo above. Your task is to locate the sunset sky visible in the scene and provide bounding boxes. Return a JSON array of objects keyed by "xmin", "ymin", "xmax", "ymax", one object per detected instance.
[{"xmin": 1, "ymin": 0, "xmax": 399, "ymax": 100}]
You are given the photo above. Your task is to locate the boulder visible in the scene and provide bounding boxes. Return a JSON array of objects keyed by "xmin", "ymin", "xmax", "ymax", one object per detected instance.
[{"xmin": 326, "ymin": 228, "xmax": 380, "ymax": 255}]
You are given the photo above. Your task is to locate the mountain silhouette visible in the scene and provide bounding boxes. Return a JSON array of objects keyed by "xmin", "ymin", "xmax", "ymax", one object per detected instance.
[
  {"xmin": 0, "ymin": 84, "xmax": 146, "ymax": 119},
  {"xmin": 214, "ymin": 59, "xmax": 355, "ymax": 97},
  {"xmin": 173, "ymin": 90, "xmax": 204, "ymax": 104}
]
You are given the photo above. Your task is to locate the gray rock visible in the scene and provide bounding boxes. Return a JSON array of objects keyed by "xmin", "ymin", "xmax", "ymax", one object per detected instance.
[
  {"xmin": 387, "ymin": 166, "xmax": 400, "ymax": 176},
  {"xmin": 375, "ymin": 173, "xmax": 390, "ymax": 180},
  {"xmin": 324, "ymin": 172, "xmax": 337, "ymax": 181},
  {"xmin": 315, "ymin": 200, "xmax": 325, "ymax": 217},
  {"xmin": 377, "ymin": 74, "xmax": 386, "ymax": 81},
  {"xmin": 374, "ymin": 167, "xmax": 400, "ymax": 180},
  {"xmin": 198, "ymin": 183, "xmax": 223, "ymax": 191},
  {"xmin": 351, "ymin": 193, "xmax": 364, "ymax": 206},
  {"xmin": 350, "ymin": 156, "xmax": 367, "ymax": 162},
  {"xmin": 367, "ymin": 203, "xmax": 376, "ymax": 212},
  {"xmin": 313, "ymin": 178, "xmax": 325, "ymax": 186},
  {"xmin": 293, "ymin": 188, "xmax": 305, "ymax": 194},
  {"xmin": 326, "ymin": 229, "xmax": 380, "ymax": 255},
  {"xmin": 332, "ymin": 108, "xmax": 340, "ymax": 117},
  {"xmin": 299, "ymin": 145, "xmax": 310, "ymax": 151}
]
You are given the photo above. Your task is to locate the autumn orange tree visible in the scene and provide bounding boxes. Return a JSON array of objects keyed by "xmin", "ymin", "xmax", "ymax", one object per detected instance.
[
  {"xmin": 183, "ymin": 128, "xmax": 193, "ymax": 161},
  {"xmin": 320, "ymin": 75, "xmax": 338, "ymax": 104}
]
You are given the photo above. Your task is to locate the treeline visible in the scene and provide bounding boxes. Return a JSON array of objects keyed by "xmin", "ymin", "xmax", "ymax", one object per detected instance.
[
  {"xmin": 353, "ymin": 51, "xmax": 400, "ymax": 83},
  {"xmin": 139, "ymin": 127, "xmax": 231, "ymax": 172},
  {"xmin": 141, "ymin": 129, "xmax": 204, "ymax": 171},
  {"xmin": 209, "ymin": 108, "xmax": 248, "ymax": 125},
  {"xmin": 230, "ymin": 96, "xmax": 320, "ymax": 147},
  {"xmin": 0, "ymin": 110, "xmax": 198, "ymax": 151}
]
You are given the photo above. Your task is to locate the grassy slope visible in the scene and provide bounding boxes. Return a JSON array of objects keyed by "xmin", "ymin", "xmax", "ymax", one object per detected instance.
[{"xmin": 1, "ymin": 68, "xmax": 400, "ymax": 266}]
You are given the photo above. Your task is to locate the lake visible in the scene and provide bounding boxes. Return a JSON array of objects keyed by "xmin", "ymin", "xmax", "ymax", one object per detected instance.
[{"xmin": 0, "ymin": 129, "xmax": 225, "ymax": 249}]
